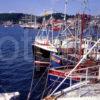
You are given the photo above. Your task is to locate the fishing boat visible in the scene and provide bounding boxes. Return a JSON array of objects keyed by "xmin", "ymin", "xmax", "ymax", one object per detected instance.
[
  {"xmin": 32, "ymin": 23, "xmax": 57, "ymax": 73},
  {"xmin": 32, "ymin": 13, "xmax": 100, "ymax": 98},
  {"xmin": 31, "ymin": 0, "xmax": 100, "ymax": 99},
  {"xmin": 43, "ymin": 38, "xmax": 100, "ymax": 100},
  {"xmin": 43, "ymin": 13, "xmax": 100, "ymax": 96}
]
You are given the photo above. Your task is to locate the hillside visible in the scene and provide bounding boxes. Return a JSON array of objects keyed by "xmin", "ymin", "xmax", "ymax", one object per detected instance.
[
  {"xmin": 0, "ymin": 13, "xmax": 25, "ymax": 24},
  {"xmin": 0, "ymin": 13, "xmax": 74, "ymax": 24}
]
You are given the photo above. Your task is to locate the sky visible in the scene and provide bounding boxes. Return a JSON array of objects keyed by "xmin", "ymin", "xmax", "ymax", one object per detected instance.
[{"xmin": 0, "ymin": 0, "xmax": 100, "ymax": 15}]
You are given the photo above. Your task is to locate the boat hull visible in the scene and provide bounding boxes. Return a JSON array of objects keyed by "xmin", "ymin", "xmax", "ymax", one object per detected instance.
[
  {"xmin": 32, "ymin": 44, "xmax": 51, "ymax": 68},
  {"xmin": 46, "ymin": 74, "xmax": 79, "ymax": 94}
]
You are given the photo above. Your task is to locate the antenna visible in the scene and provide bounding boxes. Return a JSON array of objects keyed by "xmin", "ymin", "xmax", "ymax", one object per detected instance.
[
  {"xmin": 82, "ymin": 0, "xmax": 89, "ymax": 13},
  {"xmin": 64, "ymin": 0, "xmax": 68, "ymax": 21}
]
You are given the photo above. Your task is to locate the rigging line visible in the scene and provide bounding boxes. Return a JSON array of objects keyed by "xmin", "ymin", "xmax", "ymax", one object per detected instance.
[
  {"xmin": 27, "ymin": 53, "xmax": 35, "ymax": 100},
  {"xmin": 41, "ymin": 63, "xmax": 62, "ymax": 95},
  {"xmin": 55, "ymin": 24, "xmax": 74, "ymax": 43},
  {"xmin": 41, "ymin": 67, "xmax": 50, "ymax": 99},
  {"xmin": 27, "ymin": 38, "xmax": 45, "ymax": 100},
  {"xmin": 46, "ymin": 64, "xmax": 79, "ymax": 96},
  {"xmin": 43, "ymin": 76, "xmax": 61, "ymax": 96},
  {"xmin": 27, "ymin": 67, "xmax": 49, "ymax": 100},
  {"xmin": 47, "ymin": 77, "xmax": 60, "ymax": 96},
  {"xmin": 50, "ymin": 38, "xmax": 100, "ymax": 96},
  {"xmin": 41, "ymin": 61, "xmax": 65, "ymax": 95},
  {"xmin": 42, "ymin": 23, "xmax": 79, "ymax": 95},
  {"xmin": 41, "ymin": 51, "xmax": 54, "ymax": 99},
  {"xmin": 31, "ymin": 67, "xmax": 49, "ymax": 93},
  {"xmin": 82, "ymin": 0, "xmax": 90, "ymax": 14},
  {"xmin": 41, "ymin": 52, "xmax": 54, "ymax": 99},
  {"xmin": 41, "ymin": 18, "xmax": 94, "ymax": 97}
]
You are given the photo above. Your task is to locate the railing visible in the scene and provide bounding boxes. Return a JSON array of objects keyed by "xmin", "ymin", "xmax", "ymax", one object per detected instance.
[
  {"xmin": 69, "ymin": 65, "xmax": 100, "ymax": 86},
  {"xmin": 49, "ymin": 65, "xmax": 100, "ymax": 99},
  {"xmin": 49, "ymin": 39, "xmax": 100, "ymax": 96}
]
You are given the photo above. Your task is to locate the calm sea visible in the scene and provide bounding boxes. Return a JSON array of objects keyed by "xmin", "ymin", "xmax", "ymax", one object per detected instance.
[
  {"xmin": 0, "ymin": 25, "xmax": 46, "ymax": 100},
  {"xmin": 0, "ymin": 25, "xmax": 99, "ymax": 100}
]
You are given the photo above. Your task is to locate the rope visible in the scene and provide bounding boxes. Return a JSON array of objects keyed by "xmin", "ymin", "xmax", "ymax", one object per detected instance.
[
  {"xmin": 27, "ymin": 39, "xmax": 48, "ymax": 100},
  {"xmin": 27, "ymin": 54, "xmax": 35, "ymax": 100},
  {"xmin": 42, "ymin": 23, "xmax": 78, "ymax": 96},
  {"xmin": 41, "ymin": 67, "xmax": 50, "ymax": 99},
  {"xmin": 50, "ymin": 38, "xmax": 100, "ymax": 96},
  {"xmin": 28, "ymin": 68, "xmax": 48, "ymax": 100},
  {"xmin": 47, "ymin": 77, "xmax": 60, "ymax": 96},
  {"xmin": 43, "ymin": 76, "xmax": 62, "ymax": 96}
]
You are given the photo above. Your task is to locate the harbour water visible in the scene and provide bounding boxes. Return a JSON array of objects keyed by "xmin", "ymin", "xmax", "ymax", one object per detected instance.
[
  {"xmin": 0, "ymin": 25, "xmax": 99, "ymax": 100},
  {"xmin": 0, "ymin": 25, "xmax": 45, "ymax": 100}
]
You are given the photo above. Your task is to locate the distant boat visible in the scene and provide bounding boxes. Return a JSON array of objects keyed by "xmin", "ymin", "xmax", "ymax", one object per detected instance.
[
  {"xmin": 3, "ymin": 21, "xmax": 14, "ymax": 28},
  {"xmin": 20, "ymin": 15, "xmax": 38, "ymax": 29}
]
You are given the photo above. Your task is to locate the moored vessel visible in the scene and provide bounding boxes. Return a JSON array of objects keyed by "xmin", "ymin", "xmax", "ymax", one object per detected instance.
[{"xmin": 31, "ymin": 0, "xmax": 100, "ymax": 99}]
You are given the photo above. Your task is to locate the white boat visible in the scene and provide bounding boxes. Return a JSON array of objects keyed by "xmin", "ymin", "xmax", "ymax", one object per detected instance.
[{"xmin": 0, "ymin": 92, "xmax": 19, "ymax": 100}]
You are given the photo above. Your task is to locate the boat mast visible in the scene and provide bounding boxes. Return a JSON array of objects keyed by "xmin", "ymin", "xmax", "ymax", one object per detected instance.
[
  {"xmin": 51, "ymin": 9, "xmax": 54, "ymax": 44},
  {"xmin": 80, "ymin": 14, "xmax": 84, "ymax": 59},
  {"xmin": 64, "ymin": 0, "xmax": 68, "ymax": 27},
  {"xmin": 34, "ymin": 16, "xmax": 37, "ymax": 28},
  {"xmin": 79, "ymin": 0, "xmax": 88, "ymax": 59}
]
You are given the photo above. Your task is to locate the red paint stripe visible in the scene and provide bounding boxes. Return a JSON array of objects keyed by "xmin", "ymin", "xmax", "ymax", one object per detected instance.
[
  {"xmin": 48, "ymin": 70, "xmax": 80, "ymax": 81},
  {"xmin": 34, "ymin": 61, "xmax": 50, "ymax": 67},
  {"xmin": 49, "ymin": 70, "xmax": 66, "ymax": 77}
]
